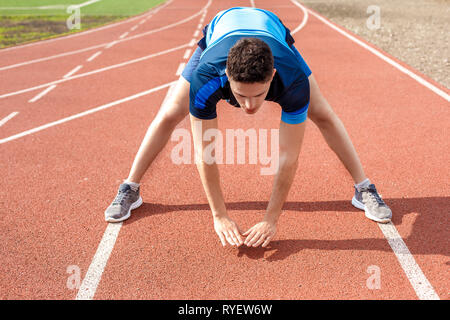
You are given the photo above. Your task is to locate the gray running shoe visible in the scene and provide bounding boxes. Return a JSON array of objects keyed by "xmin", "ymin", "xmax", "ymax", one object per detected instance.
[
  {"xmin": 351, "ymin": 184, "xmax": 392, "ymax": 223},
  {"xmin": 105, "ymin": 183, "xmax": 143, "ymax": 222}
]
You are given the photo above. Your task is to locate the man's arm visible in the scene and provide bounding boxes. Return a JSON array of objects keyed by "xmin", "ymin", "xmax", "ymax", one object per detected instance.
[
  {"xmin": 189, "ymin": 114, "xmax": 244, "ymax": 247},
  {"xmin": 244, "ymin": 120, "xmax": 306, "ymax": 247}
]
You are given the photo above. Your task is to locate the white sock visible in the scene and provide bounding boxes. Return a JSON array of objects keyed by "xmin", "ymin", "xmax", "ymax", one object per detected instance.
[
  {"xmin": 355, "ymin": 178, "xmax": 370, "ymax": 191},
  {"xmin": 123, "ymin": 180, "xmax": 140, "ymax": 189}
]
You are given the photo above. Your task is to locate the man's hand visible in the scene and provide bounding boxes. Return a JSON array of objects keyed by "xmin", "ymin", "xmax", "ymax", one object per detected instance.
[
  {"xmin": 243, "ymin": 220, "xmax": 277, "ymax": 247},
  {"xmin": 213, "ymin": 216, "xmax": 244, "ymax": 247}
]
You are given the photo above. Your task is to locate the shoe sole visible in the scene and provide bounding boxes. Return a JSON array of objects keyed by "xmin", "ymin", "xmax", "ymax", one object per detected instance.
[
  {"xmin": 351, "ymin": 196, "xmax": 391, "ymax": 224},
  {"xmin": 105, "ymin": 196, "xmax": 143, "ymax": 223}
]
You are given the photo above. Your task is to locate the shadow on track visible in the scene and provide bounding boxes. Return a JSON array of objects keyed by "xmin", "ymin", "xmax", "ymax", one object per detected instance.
[{"xmin": 124, "ymin": 196, "xmax": 450, "ymax": 260}]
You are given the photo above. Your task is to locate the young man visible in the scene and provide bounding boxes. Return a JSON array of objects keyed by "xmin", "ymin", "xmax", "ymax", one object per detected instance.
[{"xmin": 105, "ymin": 7, "xmax": 392, "ymax": 248}]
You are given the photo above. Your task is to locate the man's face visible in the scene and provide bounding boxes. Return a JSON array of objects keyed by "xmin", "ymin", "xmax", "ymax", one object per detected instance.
[{"xmin": 226, "ymin": 69, "xmax": 276, "ymax": 115}]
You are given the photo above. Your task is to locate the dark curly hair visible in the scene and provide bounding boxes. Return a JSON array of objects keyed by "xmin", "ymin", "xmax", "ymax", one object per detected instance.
[{"xmin": 226, "ymin": 38, "xmax": 274, "ymax": 83}]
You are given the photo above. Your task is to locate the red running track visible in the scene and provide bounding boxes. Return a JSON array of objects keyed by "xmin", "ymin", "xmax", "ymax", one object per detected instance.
[{"xmin": 0, "ymin": 0, "xmax": 448, "ymax": 300}]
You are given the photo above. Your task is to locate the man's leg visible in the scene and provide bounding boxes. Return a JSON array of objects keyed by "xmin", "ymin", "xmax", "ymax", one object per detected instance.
[
  {"xmin": 127, "ymin": 76, "xmax": 190, "ymax": 183},
  {"xmin": 307, "ymin": 74, "xmax": 392, "ymax": 223},
  {"xmin": 104, "ymin": 76, "xmax": 190, "ymax": 222},
  {"xmin": 307, "ymin": 74, "xmax": 366, "ymax": 184}
]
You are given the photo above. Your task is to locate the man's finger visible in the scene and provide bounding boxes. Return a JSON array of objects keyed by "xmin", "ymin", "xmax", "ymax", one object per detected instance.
[
  {"xmin": 218, "ymin": 232, "xmax": 226, "ymax": 247},
  {"xmin": 246, "ymin": 231, "xmax": 262, "ymax": 247},
  {"xmin": 226, "ymin": 230, "xmax": 239, "ymax": 246},
  {"xmin": 243, "ymin": 228, "xmax": 252, "ymax": 236},
  {"xmin": 232, "ymin": 228, "xmax": 243, "ymax": 246},
  {"xmin": 252, "ymin": 234, "xmax": 266, "ymax": 247},
  {"xmin": 244, "ymin": 229, "xmax": 257, "ymax": 246},
  {"xmin": 261, "ymin": 236, "xmax": 272, "ymax": 248}
]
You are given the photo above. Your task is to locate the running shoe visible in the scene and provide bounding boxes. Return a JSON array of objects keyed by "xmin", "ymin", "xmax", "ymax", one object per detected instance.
[
  {"xmin": 352, "ymin": 184, "xmax": 392, "ymax": 223},
  {"xmin": 105, "ymin": 183, "xmax": 142, "ymax": 222}
]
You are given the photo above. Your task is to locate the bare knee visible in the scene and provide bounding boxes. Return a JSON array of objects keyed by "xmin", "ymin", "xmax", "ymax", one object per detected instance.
[
  {"xmin": 157, "ymin": 101, "xmax": 188, "ymax": 128},
  {"xmin": 308, "ymin": 97, "xmax": 337, "ymax": 129},
  {"xmin": 307, "ymin": 76, "xmax": 338, "ymax": 128}
]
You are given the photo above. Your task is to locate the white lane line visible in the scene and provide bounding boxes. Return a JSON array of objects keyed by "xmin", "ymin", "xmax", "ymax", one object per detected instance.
[
  {"xmin": 76, "ymin": 0, "xmax": 101, "ymax": 9},
  {"xmin": 290, "ymin": 0, "xmax": 443, "ymax": 299},
  {"xmin": 193, "ymin": 30, "xmax": 200, "ymax": 37},
  {"xmin": 74, "ymin": 2, "xmax": 213, "ymax": 300},
  {"xmin": 188, "ymin": 39, "xmax": 196, "ymax": 47},
  {"xmin": 292, "ymin": 0, "xmax": 449, "ymax": 102},
  {"xmin": 119, "ymin": 32, "xmax": 129, "ymax": 39},
  {"xmin": 139, "ymin": 19, "xmax": 146, "ymax": 25},
  {"xmin": 87, "ymin": 51, "xmax": 102, "ymax": 62},
  {"xmin": 130, "ymin": 25, "xmax": 138, "ymax": 32},
  {"xmin": 289, "ymin": 0, "xmax": 308, "ymax": 34},
  {"xmin": 63, "ymin": 65, "xmax": 83, "ymax": 78},
  {"xmin": 0, "ymin": 43, "xmax": 189, "ymax": 99},
  {"xmin": 197, "ymin": 23, "xmax": 202, "ymax": 29},
  {"xmin": 175, "ymin": 62, "xmax": 186, "ymax": 76},
  {"xmin": 378, "ymin": 223, "xmax": 440, "ymax": 300},
  {"xmin": 0, "ymin": 0, "xmax": 212, "ymax": 72},
  {"xmin": 105, "ymin": 40, "xmax": 118, "ymax": 49},
  {"xmin": 76, "ymin": 223, "xmax": 122, "ymax": 300},
  {"xmin": 28, "ymin": 85, "xmax": 56, "ymax": 103},
  {"xmin": 0, "ymin": 81, "xmax": 176, "ymax": 145},
  {"xmin": 75, "ymin": 79, "xmax": 177, "ymax": 300},
  {"xmin": 0, "ymin": 112, "xmax": 19, "ymax": 127},
  {"xmin": 250, "ymin": 0, "xmax": 256, "ymax": 8},
  {"xmin": 183, "ymin": 48, "xmax": 192, "ymax": 59}
]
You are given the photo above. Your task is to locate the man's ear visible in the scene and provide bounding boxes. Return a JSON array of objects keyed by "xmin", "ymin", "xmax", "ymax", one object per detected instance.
[{"xmin": 272, "ymin": 68, "xmax": 277, "ymax": 79}]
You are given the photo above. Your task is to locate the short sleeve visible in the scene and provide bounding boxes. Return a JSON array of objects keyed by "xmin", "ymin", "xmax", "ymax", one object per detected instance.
[
  {"xmin": 277, "ymin": 77, "xmax": 310, "ymax": 124},
  {"xmin": 189, "ymin": 64, "xmax": 227, "ymax": 120}
]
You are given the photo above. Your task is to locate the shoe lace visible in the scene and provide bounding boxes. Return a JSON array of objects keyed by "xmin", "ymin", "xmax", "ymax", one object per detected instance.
[
  {"xmin": 362, "ymin": 187, "xmax": 385, "ymax": 206},
  {"xmin": 112, "ymin": 189, "xmax": 131, "ymax": 206}
]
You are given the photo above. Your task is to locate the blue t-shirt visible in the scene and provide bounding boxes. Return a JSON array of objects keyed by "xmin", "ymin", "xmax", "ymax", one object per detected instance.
[{"xmin": 189, "ymin": 7, "xmax": 311, "ymax": 124}]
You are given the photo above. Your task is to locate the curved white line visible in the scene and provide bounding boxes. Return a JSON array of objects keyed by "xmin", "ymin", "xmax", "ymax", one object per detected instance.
[
  {"xmin": 0, "ymin": 0, "xmax": 211, "ymax": 72},
  {"xmin": 0, "ymin": 0, "xmax": 174, "ymax": 53},
  {"xmin": 290, "ymin": 0, "xmax": 309, "ymax": 34}
]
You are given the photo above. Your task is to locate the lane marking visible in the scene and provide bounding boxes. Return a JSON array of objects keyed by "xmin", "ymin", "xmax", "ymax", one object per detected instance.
[
  {"xmin": 119, "ymin": 32, "xmax": 129, "ymax": 39},
  {"xmin": 75, "ymin": 79, "xmax": 177, "ymax": 300},
  {"xmin": 292, "ymin": 0, "xmax": 449, "ymax": 102},
  {"xmin": 290, "ymin": 0, "xmax": 442, "ymax": 299},
  {"xmin": 188, "ymin": 39, "xmax": 196, "ymax": 47},
  {"xmin": 0, "ymin": 0, "xmax": 212, "ymax": 72},
  {"xmin": 250, "ymin": 0, "xmax": 256, "ymax": 8},
  {"xmin": 105, "ymin": 40, "xmax": 118, "ymax": 49},
  {"xmin": 0, "ymin": 43, "xmax": 189, "ymax": 99},
  {"xmin": 0, "ymin": 0, "xmax": 174, "ymax": 53},
  {"xmin": 63, "ymin": 65, "xmax": 83, "ymax": 78},
  {"xmin": 175, "ymin": 62, "xmax": 186, "ymax": 76},
  {"xmin": 28, "ymin": 85, "xmax": 56, "ymax": 103},
  {"xmin": 193, "ymin": 30, "xmax": 200, "ymax": 37},
  {"xmin": 76, "ymin": 223, "xmax": 122, "ymax": 300},
  {"xmin": 87, "ymin": 51, "xmax": 102, "ymax": 62},
  {"xmin": 0, "ymin": 81, "xmax": 176, "ymax": 145},
  {"xmin": 74, "ymin": 2, "xmax": 213, "ymax": 300},
  {"xmin": 139, "ymin": 19, "xmax": 146, "ymax": 25},
  {"xmin": 76, "ymin": 0, "xmax": 102, "ymax": 9},
  {"xmin": 289, "ymin": 0, "xmax": 308, "ymax": 34},
  {"xmin": 130, "ymin": 25, "xmax": 138, "ymax": 32},
  {"xmin": 183, "ymin": 48, "xmax": 192, "ymax": 59},
  {"xmin": 0, "ymin": 112, "xmax": 19, "ymax": 127},
  {"xmin": 378, "ymin": 223, "xmax": 440, "ymax": 300}
]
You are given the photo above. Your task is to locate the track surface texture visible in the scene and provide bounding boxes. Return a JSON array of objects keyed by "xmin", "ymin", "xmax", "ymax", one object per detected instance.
[{"xmin": 0, "ymin": 0, "xmax": 448, "ymax": 300}]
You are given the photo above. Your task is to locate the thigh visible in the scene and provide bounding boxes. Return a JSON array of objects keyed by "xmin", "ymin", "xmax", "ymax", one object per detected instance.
[
  {"xmin": 307, "ymin": 74, "xmax": 335, "ymax": 123},
  {"xmin": 157, "ymin": 75, "xmax": 191, "ymax": 121}
]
